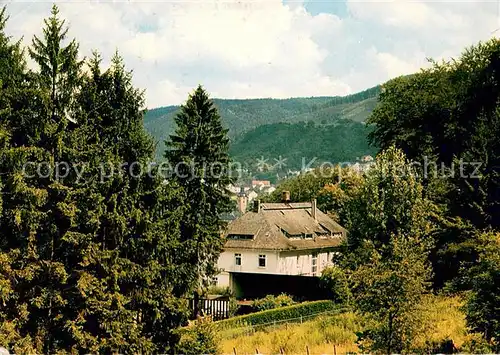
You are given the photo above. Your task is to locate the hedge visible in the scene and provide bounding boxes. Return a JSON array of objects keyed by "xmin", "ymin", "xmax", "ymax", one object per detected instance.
[{"xmin": 215, "ymin": 300, "xmax": 339, "ymax": 330}]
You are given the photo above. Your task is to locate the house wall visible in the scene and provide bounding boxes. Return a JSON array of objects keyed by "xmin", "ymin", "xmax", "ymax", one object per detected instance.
[
  {"xmin": 277, "ymin": 249, "xmax": 337, "ymax": 276},
  {"xmin": 216, "ymin": 249, "xmax": 280, "ymax": 287},
  {"xmin": 216, "ymin": 248, "xmax": 339, "ymax": 287}
]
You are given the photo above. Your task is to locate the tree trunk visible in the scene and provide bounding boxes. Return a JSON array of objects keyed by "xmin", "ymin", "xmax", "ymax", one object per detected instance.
[
  {"xmin": 387, "ymin": 313, "xmax": 394, "ymax": 355},
  {"xmin": 193, "ymin": 290, "xmax": 200, "ymax": 319}
]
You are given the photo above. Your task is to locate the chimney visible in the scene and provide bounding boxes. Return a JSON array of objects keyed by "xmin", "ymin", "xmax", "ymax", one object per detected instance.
[
  {"xmin": 282, "ymin": 190, "xmax": 291, "ymax": 203},
  {"xmin": 253, "ymin": 199, "xmax": 261, "ymax": 212},
  {"xmin": 311, "ymin": 199, "xmax": 317, "ymax": 220}
]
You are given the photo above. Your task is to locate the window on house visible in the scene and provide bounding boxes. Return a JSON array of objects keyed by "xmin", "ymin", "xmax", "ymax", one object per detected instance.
[
  {"xmin": 235, "ymin": 253, "xmax": 242, "ymax": 266},
  {"xmin": 312, "ymin": 253, "xmax": 318, "ymax": 275},
  {"xmin": 258, "ymin": 254, "xmax": 266, "ymax": 268},
  {"xmin": 211, "ymin": 277, "xmax": 218, "ymax": 286}
]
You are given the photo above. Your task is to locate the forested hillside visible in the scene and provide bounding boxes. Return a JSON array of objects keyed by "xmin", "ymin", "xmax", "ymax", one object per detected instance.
[
  {"xmin": 144, "ymin": 86, "xmax": 380, "ymax": 163},
  {"xmin": 229, "ymin": 121, "xmax": 377, "ymax": 170}
]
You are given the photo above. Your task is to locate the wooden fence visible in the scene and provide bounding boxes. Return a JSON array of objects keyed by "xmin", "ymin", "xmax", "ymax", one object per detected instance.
[{"xmin": 188, "ymin": 297, "xmax": 230, "ymax": 321}]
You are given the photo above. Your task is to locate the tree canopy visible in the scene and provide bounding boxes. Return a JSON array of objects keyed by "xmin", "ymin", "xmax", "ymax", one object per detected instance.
[{"xmin": 0, "ymin": 6, "xmax": 222, "ymax": 352}]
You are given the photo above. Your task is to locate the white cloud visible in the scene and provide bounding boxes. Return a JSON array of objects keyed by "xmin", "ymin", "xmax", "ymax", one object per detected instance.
[
  {"xmin": 3, "ymin": 0, "xmax": 499, "ymax": 108},
  {"xmin": 347, "ymin": 0, "xmax": 468, "ymax": 30},
  {"xmin": 367, "ymin": 48, "xmax": 429, "ymax": 78}
]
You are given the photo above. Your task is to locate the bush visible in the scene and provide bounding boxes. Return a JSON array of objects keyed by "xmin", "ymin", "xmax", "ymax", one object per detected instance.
[
  {"xmin": 228, "ymin": 297, "xmax": 239, "ymax": 317},
  {"xmin": 216, "ymin": 300, "xmax": 341, "ymax": 331},
  {"xmin": 175, "ymin": 317, "xmax": 221, "ymax": 355},
  {"xmin": 206, "ymin": 286, "xmax": 232, "ymax": 297},
  {"xmin": 252, "ymin": 293, "xmax": 295, "ymax": 311},
  {"xmin": 320, "ymin": 266, "xmax": 351, "ymax": 304},
  {"xmin": 459, "ymin": 333, "xmax": 493, "ymax": 354}
]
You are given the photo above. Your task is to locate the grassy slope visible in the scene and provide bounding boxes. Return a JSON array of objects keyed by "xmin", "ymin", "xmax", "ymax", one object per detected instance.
[{"xmin": 220, "ymin": 295, "xmax": 478, "ymax": 354}]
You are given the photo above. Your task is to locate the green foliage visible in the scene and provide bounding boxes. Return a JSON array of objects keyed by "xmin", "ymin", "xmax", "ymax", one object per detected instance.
[
  {"xmin": 459, "ymin": 332, "xmax": 494, "ymax": 354},
  {"xmin": 145, "ymin": 87, "xmax": 380, "ymax": 161},
  {"xmin": 367, "ymin": 38, "xmax": 500, "ymax": 288},
  {"xmin": 228, "ymin": 297, "xmax": 240, "ymax": 318},
  {"xmin": 320, "ymin": 266, "xmax": 351, "ymax": 304},
  {"xmin": 264, "ymin": 166, "xmax": 364, "ymax": 225},
  {"xmin": 345, "ymin": 146, "xmax": 437, "ymax": 255},
  {"xmin": 164, "ymin": 85, "xmax": 234, "ymax": 294},
  {"xmin": 251, "ymin": 293, "xmax": 295, "ymax": 311},
  {"xmin": 0, "ymin": 6, "xmax": 206, "ymax": 352},
  {"xmin": 176, "ymin": 318, "xmax": 221, "ymax": 355},
  {"xmin": 215, "ymin": 300, "xmax": 339, "ymax": 330},
  {"xmin": 28, "ymin": 4, "xmax": 83, "ymax": 139},
  {"xmin": 351, "ymin": 238, "xmax": 432, "ymax": 354},
  {"xmin": 330, "ymin": 146, "xmax": 435, "ymax": 353},
  {"xmin": 229, "ymin": 121, "xmax": 377, "ymax": 170},
  {"xmin": 463, "ymin": 231, "xmax": 500, "ymax": 352},
  {"xmin": 206, "ymin": 286, "xmax": 232, "ymax": 297}
]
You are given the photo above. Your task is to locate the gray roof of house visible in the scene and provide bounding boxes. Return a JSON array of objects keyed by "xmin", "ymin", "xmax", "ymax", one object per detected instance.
[{"xmin": 224, "ymin": 202, "xmax": 346, "ymax": 251}]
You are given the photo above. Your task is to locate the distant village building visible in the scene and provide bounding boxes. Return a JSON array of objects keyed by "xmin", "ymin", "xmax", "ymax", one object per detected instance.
[
  {"xmin": 251, "ymin": 180, "xmax": 271, "ymax": 188},
  {"xmin": 360, "ymin": 155, "xmax": 374, "ymax": 163},
  {"xmin": 215, "ymin": 191, "xmax": 346, "ymax": 292},
  {"xmin": 234, "ymin": 183, "xmax": 277, "ymax": 214},
  {"xmin": 246, "ymin": 190, "xmax": 258, "ymax": 203},
  {"xmin": 227, "ymin": 184, "xmax": 241, "ymax": 195},
  {"xmin": 262, "ymin": 185, "xmax": 276, "ymax": 194},
  {"xmin": 287, "ymin": 170, "xmax": 301, "ymax": 177}
]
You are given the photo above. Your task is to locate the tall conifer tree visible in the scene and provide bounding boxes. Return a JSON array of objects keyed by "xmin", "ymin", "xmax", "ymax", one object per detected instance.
[
  {"xmin": 165, "ymin": 85, "xmax": 234, "ymax": 303},
  {"xmin": 0, "ymin": 6, "xmax": 195, "ymax": 352}
]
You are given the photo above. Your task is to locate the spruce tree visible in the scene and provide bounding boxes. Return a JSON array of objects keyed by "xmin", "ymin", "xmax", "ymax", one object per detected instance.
[
  {"xmin": 165, "ymin": 85, "xmax": 234, "ymax": 304},
  {"xmin": 0, "ymin": 6, "xmax": 33, "ymax": 349},
  {"xmin": 0, "ymin": 6, "xmax": 194, "ymax": 352},
  {"xmin": 71, "ymin": 51, "xmax": 193, "ymax": 352}
]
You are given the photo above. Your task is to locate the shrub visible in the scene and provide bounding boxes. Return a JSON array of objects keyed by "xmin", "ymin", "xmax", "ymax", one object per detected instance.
[
  {"xmin": 216, "ymin": 300, "xmax": 341, "ymax": 331},
  {"xmin": 269, "ymin": 325, "xmax": 300, "ymax": 354},
  {"xmin": 252, "ymin": 293, "xmax": 295, "ymax": 311},
  {"xmin": 175, "ymin": 317, "xmax": 221, "ymax": 355},
  {"xmin": 320, "ymin": 266, "xmax": 351, "ymax": 304},
  {"xmin": 228, "ymin": 297, "xmax": 240, "ymax": 317},
  {"xmin": 460, "ymin": 333, "xmax": 493, "ymax": 354},
  {"xmin": 206, "ymin": 286, "xmax": 232, "ymax": 297}
]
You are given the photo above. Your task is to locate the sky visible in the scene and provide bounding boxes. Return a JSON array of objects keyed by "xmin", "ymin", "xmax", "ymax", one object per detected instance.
[{"xmin": 3, "ymin": 0, "xmax": 499, "ymax": 108}]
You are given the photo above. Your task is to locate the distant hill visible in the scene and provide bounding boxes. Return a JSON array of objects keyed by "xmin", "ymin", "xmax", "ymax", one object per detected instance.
[
  {"xmin": 229, "ymin": 121, "xmax": 378, "ymax": 171},
  {"xmin": 144, "ymin": 85, "xmax": 381, "ymax": 165}
]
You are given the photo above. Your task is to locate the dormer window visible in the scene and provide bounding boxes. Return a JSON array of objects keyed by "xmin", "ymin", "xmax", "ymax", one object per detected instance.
[
  {"xmin": 280, "ymin": 228, "xmax": 293, "ymax": 239},
  {"xmin": 227, "ymin": 234, "xmax": 253, "ymax": 240}
]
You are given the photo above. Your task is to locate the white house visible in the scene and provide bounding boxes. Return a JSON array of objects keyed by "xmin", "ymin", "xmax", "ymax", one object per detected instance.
[
  {"xmin": 215, "ymin": 191, "xmax": 346, "ymax": 289},
  {"xmin": 262, "ymin": 186, "xmax": 276, "ymax": 195},
  {"xmin": 246, "ymin": 190, "xmax": 258, "ymax": 203}
]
